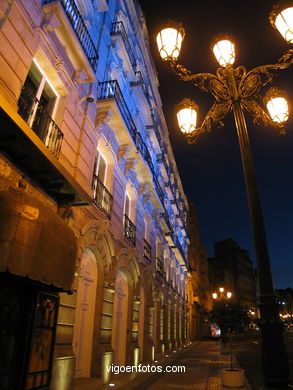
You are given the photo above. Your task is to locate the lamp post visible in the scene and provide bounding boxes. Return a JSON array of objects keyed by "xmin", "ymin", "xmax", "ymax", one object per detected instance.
[
  {"xmin": 212, "ymin": 287, "xmax": 232, "ymax": 345},
  {"xmin": 156, "ymin": 2, "xmax": 293, "ymax": 389}
]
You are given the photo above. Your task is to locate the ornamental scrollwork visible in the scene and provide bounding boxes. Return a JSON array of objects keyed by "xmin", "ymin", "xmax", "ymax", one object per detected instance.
[
  {"xmin": 186, "ymin": 100, "xmax": 232, "ymax": 144},
  {"xmin": 241, "ymin": 98, "xmax": 286, "ymax": 135},
  {"xmin": 169, "ymin": 60, "xmax": 230, "ymax": 101},
  {"xmin": 168, "ymin": 47, "xmax": 292, "ymax": 143},
  {"xmin": 239, "ymin": 49, "xmax": 293, "ymax": 99}
]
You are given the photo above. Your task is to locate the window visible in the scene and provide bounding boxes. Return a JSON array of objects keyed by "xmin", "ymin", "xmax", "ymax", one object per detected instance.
[
  {"xmin": 92, "ymin": 149, "xmax": 112, "ymax": 219},
  {"xmin": 123, "ymin": 193, "xmax": 135, "ymax": 245},
  {"xmin": 124, "ymin": 192, "xmax": 130, "ymax": 218},
  {"xmin": 18, "ymin": 60, "xmax": 63, "ymax": 156},
  {"xmin": 93, "ymin": 149, "xmax": 107, "ymax": 184}
]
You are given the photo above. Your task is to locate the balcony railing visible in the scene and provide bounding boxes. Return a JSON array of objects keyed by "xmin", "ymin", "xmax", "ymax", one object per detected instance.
[
  {"xmin": 43, "ymin": 0, "xmax": 98, "ymax": 71},
  {"xmin": 92, "ymin": 175, "xmax": 113, "ymax": 219},
  {"xmin": 124, "ymin": 214, "xmax": 136, "ymax": 245},
  {"xmin": 18, "ymin": 88, "xmax": 63, "ymax": 158},
  {"xmin": 98, "ymin": 80, "xmax": 137, "ymax": 142},
  {"xmin": 143, "ymin": 239, "xmax": 151, "ymax": 262},
  {"xmin": 111, "ymin": 21, "xmax": 136, "ymax": 69},
  {"xmin": 157, "ymin": 152, "xmax": 169, "ymax": 174}
]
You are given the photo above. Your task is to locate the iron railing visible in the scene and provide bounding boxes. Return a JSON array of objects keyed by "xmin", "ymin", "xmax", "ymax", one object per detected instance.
[
  {"xmin": 157, "ymin": 152, "xmax": 169, "ymax": 174},
  {"xmin": 98, "ymin": 80, "xmax": 137, "ymax": 142},
  {"xmin": 143, "ymin": 239, "xmax": 151, "ymax": 262},
  {"xmin": 43, "ymin": 0, "xmax": 98, "ymax": 71},
  {"xmin": 18, "ymin": 88, "xmax": 63, "ymax": 158},
  {"xmin": 111, "ymin": 21, "xmax": 136, "ymax": 69},
  {"xmin": 92, "ymin": 175, "xmax": 113, "ymax": 219},
  {"xmin": 124, "ymin": 214, "xmax": 136, "ymax": 245}
]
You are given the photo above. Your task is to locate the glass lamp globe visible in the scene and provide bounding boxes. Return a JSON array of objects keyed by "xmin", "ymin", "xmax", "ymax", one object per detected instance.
[
  {"xmin": 176, "ymin": 98, "xmax": 198, "ymax": 134},
  {"xmin": 156, "ymin": 22, "xmax": 185, "ymax": 61},
  {"xmin": 212, "ymin": 34, "xmax": 235, "ymax": 67},
  {"xmin": 270, "ymin": 2, "xmax": 293, "ymax": 43},
  {"xmin": 265, "ymin": 88, "xmax": 289, "ymax": 123}
]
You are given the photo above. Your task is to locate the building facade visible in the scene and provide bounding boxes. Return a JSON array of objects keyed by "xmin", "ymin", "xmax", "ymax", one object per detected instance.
[
  {"xmin": 0, "ymin": 0, "xmax": 190, "ymax": 389},
  {"xmin": 208, "ymin": 239, "xmax": 257, "ymax": 310},
  {"xmin": 186, "ymin": 203, "xmax": 212, "ymax": 340}
]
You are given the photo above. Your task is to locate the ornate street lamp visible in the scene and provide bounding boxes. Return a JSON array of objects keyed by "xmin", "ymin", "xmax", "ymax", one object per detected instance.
[
  {"xmin": 156, "ymin": 3, "xmax": 293, "ymax": 389},
  {"xmin": 212, "ymin": 287, "xmax": 232, "ymax": 301}
]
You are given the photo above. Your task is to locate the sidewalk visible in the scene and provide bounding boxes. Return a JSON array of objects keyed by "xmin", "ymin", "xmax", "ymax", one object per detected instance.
[{"xmin": 73, "ymin": 340, "xmax": 252, "ymax": 390}]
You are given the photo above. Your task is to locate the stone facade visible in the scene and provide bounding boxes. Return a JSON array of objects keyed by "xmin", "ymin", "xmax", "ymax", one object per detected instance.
[{"xmin": 0, "ymin": 0, "xmax": 191, "ymax": 389}]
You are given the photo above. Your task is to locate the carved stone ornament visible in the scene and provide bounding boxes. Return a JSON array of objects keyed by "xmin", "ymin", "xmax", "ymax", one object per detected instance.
[
  {"xmin": 124, "ymin": 157, "xmax": 137, "ymax": 174},
  {"xmin": 95, "ymin": 109, "xmax": 113, "ymax": 129},
  {"xmin": 40, "ymin": 12, "xmax": 60, "ymax": 32},
  {"xmin": 54, "ymin": 56, "xmax": 64, "ymax": 73},
  {"xmin": 138, "ymin": 182, "xmax": 150, "ymax": 194},
  {"xmin": 117, "ymin": 144, "xmax": 130, "ymax": 161},
  {"xmin": 72, "ymin": 69, "xmax": 91, "ymax": 85},
  {"xmin": 143, "ymin": 192, "xmax": 152, "ymax": 205}
]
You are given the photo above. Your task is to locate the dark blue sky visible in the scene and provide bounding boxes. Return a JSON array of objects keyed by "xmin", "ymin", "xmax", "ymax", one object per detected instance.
[{"xmin": 139, "ymin": 0, "xmax": 293, "ymax": 289}]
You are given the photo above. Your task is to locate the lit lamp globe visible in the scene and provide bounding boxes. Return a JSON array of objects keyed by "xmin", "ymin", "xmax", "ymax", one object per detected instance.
[
  {"xmin": 264, "ymin": 87, "xmax": 289, "ymax": 124},
  {"xmin": 212, "ymin": 34, "xmax": 235, "ymax": 67},
  {"xmin": 156, "ymin": 22, "xmax": 185, "ymax": 61},
  {"xmin": 176, "ymin": 98, "xmax": 198, "ymax": 134},
  {"xmin": 270, "ymin": 1, "xmax": 293, "ymax": 43}
]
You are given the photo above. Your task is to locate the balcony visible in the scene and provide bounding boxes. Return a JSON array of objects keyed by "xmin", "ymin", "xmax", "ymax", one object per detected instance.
[
  {"xmin": 42, "ymin": 0, "xmax": 98, "ymax": 79},
  {"xmin": 92, "ymin": 175, "xmax": 113, "ymax": 219},
  {"xmin": 97, "ymin": 81, "xmax": 165, "ymax": 208},
  {"xmin": 18, "ymin": 88, "xmax": 63, "ymax": 158},
  {"xmin": 171, "ymin": 199, "xmax": 179, "ymax": 214},
  {"xmin": 98, "ymin": 80, "xmax": 137, "ymax": 142},
  {"xmin": 156, "ymin": 257, "xmax": 164, "ymax": 277},
  {"xmin": 171, "ymin": 239, "xmax": 188, "ymax": 271},
  {"xmin": 143, "ymin": 239, "xmax": 151, "ymax": 262},
  {"xmin": 157, "ymin": 152, "xmax": 169, "ymax": 181},
  {"xmin": 124, "ymin": 214, "xmax": 136, "ymax": 245},
  {"xmin": 111, "ymin": 21, "xmax": 136, "ymax": 70},
  {"xmin": 0, "ymin": 90, "xmax": 91, "ymax": 206},
  {"xmin": 146, "ymin": 109, "xmax": 163, "ymax": 151}
]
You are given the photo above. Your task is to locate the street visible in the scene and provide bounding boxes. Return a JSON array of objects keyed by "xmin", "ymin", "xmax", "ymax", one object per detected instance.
[{"xmin": 230, "ymin": 330, "xmax": 293, "ymax": 390}]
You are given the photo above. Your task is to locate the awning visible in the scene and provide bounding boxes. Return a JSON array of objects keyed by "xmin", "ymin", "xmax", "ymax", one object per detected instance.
[{"xmin": 0, "ymin": 188, "xmax": 77, "ymax": 292}]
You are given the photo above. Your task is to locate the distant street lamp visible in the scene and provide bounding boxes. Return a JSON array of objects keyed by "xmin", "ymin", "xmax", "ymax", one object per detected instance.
[
  {"xmin": 212, "ymin": 287, "xmax": 232, "ymax": 301},
  {"xmin": 156, "ymin": 2, "xmax": 293, "ymax": 389}
]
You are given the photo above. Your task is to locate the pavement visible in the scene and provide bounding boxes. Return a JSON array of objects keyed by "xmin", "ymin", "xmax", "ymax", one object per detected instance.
[{"xmin": 73, "ymin": 340, "xmax": 252, "ymax": 390}]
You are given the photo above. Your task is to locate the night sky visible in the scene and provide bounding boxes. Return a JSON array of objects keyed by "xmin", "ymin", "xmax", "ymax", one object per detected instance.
[{"xmin": 139, "ymin": 0, "xmax": 293, "ymax": 289}]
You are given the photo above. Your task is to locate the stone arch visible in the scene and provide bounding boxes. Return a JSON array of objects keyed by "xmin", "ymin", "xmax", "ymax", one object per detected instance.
[
  {"xmin": 112, "ymin": 269, "xmax": 130, "ymax": 365},
  {"xmin": 72, "ymin": 219, "xmax": 115, "ymax": 376},
  {"xmin": 137, "ymin": 268, "xmax": 155, "ymax": 361},
  {"xmin": 113, "ymin": 247, "xmax": 140, "ymax": 287},
  {"xmin": 77, "ymin": 219, "xmax": 114, "ymax": 276}
]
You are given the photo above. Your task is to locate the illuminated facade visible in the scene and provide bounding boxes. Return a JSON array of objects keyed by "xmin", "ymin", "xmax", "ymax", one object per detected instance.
[
  {"xmin": 186, "ymin": 203, "xmax": 212, "ymax": 340},
  {"xmin": 0, "ymin": 0, "xmax": 190, "ymax": 388}
]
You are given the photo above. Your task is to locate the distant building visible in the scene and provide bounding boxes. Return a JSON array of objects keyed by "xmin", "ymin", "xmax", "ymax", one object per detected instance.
[
  {"xmin": 187, "ymin": 203, "xmax": 212, "ymax": 339},
  {"xmin": 208, "ymin": 238, "xmax": 257, "ymax": 310},
  {"xmin": 275, "ymin": 288, "xmax": 293, "ymax": 327}
]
